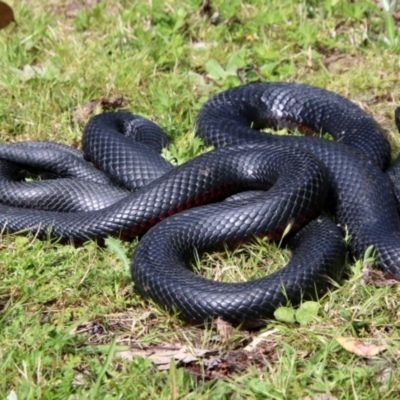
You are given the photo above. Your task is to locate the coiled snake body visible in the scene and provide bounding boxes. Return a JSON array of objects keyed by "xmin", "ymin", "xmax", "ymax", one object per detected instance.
[{"xmin": 1, "ymin": 83, "xmax": 399, "ymax": 326}]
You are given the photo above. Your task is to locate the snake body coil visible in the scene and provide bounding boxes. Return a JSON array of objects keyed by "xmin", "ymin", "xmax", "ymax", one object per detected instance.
[{"xmin": 1, "ymin": 82, "xmax": 399, "ymax": 326}]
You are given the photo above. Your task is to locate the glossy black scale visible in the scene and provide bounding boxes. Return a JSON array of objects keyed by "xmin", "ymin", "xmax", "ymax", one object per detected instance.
[{"xmin": 0, "ymin": 82, "xmax": 399, "ymax": 326}]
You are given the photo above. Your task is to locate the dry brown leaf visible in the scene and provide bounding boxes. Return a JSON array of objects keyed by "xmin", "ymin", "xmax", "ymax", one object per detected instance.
[
  {"xmin": 336, "ymin": 337, "xmax": 386, "ymax": 357},
  {"xmin": 323, "ymin": 54, "xmax": 357, "ymax": 73},
  {"xmin": 0, "ymin": 1, "xmax": 15, "ymax": 30},
  {"xmin": 116, "ymin": 345, "xmax": 216, "ymax": 370},
  {"xmin": 64, "ymin": 0, "xmax": 99, "ymax": 18},
  {"xmin": 361, "ymin": 266, "xmax": 398, "ymax": 288},
  {"xmin": 72, "ymin": 373, "xmax": 86, "ymax": 387},
  {"xmin": 139, "ymin": 311, "xmax": 155, "ymax": 321},
  {"xmin": 73, "ymin": 95, "xmax": 128, "ymax": 124},
  {"xmin": 244, "ymin": 329, "xmax": 278, "ymax": 352},
  {"xmin": 215, "ymin": 317, "xmax": 234, "ymax": 343}
]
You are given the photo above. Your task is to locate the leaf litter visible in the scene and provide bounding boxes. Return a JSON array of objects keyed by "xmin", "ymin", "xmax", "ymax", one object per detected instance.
[
  {"xmin": 336, "ymin": 336, "xmax": 387, "ymax": 357},
  {"xmin": 73, "ymin": 95, "xmax": 128, "ymax": 124},
  {"xmin": 0, "ymin": 1, "xmax": 16, "ymax": 30},
  {"xmin": 71, "ymin": 312, "xmax": 279, "ymax": 376}
]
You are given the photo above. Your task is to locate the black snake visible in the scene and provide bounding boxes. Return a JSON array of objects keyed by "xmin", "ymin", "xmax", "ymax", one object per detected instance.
[{"xmin": 1, "ymin": 82, "xmax": 399, "ymax": 326}]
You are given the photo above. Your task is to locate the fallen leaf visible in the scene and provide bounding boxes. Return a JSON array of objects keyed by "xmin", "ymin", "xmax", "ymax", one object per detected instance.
[
  {"xmin": 139, "ymin": 311, "xmax": 155, "ymax": 321},
  {"xmin": 223, "ymin": 350, "xmax": 250, "ymax": 372},
  {"xmin": 64, "ymin": 0, "xmax": 99, "ymax": 18},
  {"xmin": 116, "ymin": 345, "xmax": 216, "ymax": 370},
  {"xmin": 375, "ymin": 365, "xmax": 394, "ymax": 385},
  {"xmin": 361, "ymin": 266, "xmax": 398, "ymax": 288},
  {"xmin": 323, "ymin": 54, "xmax": 357, "ymax": 73},
  {"xmin": 0, "ymin": 1, "xmax": 15, "ymax": 30},
  {"xmin": 6, "ymin": 390, "xmax": 17, "ymax": 400},
  {"xmin": 204, "ymin": 356, "xmax": 221, "ymax": 370},
  {"xmin": 72, "ymin": 373, "xmax": 86, "ymax": 387},
  {"xmin": 215, "ymin": 317, "xmax": 234, "ymax": 343},
  {"xmin": 73, "ymin": 95, "xmax": 128, "ymax": 124},
  {"xmin": 12, "ymin": 63, "xmax": 64, "ymax": 82},
  {"xmin": 336, "ymin": 337, "xmax": 386, "ymax": 357},
  {"xmin": 244, "ymin": 329, "xmax": 278, "ymax": 352},
  {"xmin": 14, "ymin": 64, "xmax": 46, "ymax": 81}
]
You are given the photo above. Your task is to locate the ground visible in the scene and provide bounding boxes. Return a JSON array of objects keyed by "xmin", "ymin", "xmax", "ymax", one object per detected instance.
[{"xmin": 0, "ymin": 0, "xmax": 400, "ymax": 399}]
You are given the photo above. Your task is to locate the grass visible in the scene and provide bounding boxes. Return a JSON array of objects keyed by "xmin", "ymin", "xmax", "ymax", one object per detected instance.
[{"xmin": 1, "ymin": 0, "xmax": 400, "ymax": 398}]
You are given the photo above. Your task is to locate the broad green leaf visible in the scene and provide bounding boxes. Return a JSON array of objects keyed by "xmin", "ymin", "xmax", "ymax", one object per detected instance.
[
  {"xmin": 205, "ymin": 59, "xmax": 228, "ymax": 81},
  {"xmin": 225, "ymin": 50, "xmax": 247, "ymax": 74},
  {"xmin": 295, "ymin": 301, "xmax": 320, "ymax": 325},
  {"xmin": 274, "ymin": 306, "xmax": 296, "ymax": 323}
]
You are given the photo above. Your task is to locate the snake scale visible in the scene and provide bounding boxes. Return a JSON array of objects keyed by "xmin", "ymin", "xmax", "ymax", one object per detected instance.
[{"xmin": 1, "ymin": 82, "xmax": 399, "ymax": 326}]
